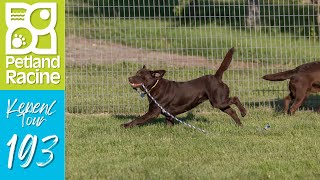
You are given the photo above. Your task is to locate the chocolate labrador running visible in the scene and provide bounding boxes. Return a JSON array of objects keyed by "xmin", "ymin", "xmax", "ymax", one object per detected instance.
[
  {"xmin": 122, "ymin": 47, "xmax": 247, "ymax": 128},
  {"xmin": 263, "ymin": 61, "xmax": 320, "ymax": 115}
]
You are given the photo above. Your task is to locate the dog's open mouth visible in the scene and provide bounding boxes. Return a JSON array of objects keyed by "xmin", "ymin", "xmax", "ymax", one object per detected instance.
[{"xmin": 130, "ymin": 83, "xmax": 142, "ymax": 88}]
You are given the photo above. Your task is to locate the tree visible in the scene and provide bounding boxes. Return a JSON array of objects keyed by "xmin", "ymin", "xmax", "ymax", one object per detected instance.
[
  {"xmin": 246, "ymin": 0, "xmax": 260, "ymax": 29},
  {"xmin": 311, "ymin": 0, "xmax": 320, "ymax": 38}
]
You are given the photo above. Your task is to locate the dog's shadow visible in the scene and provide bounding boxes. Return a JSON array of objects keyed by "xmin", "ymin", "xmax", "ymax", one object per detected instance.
[
  {"xmin": 115, "ymin": 95, "xmax": 319, "ymax": 126},
  {"xmin": 114, "ymin": 111, "xmax": 209, "ymax": 127}
]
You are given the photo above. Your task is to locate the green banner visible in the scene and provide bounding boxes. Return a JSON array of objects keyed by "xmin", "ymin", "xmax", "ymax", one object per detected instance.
[{"xmin": 0, "ymin": 0, "xmax": 65, "ymax": 90}]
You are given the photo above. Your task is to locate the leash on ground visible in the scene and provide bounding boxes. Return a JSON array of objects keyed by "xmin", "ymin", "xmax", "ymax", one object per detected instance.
[{"xmin": 140, "ymin": 84, "xmax": 208, "ymax": 134}]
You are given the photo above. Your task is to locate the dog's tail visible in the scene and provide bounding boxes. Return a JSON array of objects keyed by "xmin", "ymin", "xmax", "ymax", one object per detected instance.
[
  {"xmin": 262, "ymin": 69, "xmax": 296, "ymax": 81},
  {"xmin": 215, "ymin": 47, "xmax": 235, "ymax": 80}
]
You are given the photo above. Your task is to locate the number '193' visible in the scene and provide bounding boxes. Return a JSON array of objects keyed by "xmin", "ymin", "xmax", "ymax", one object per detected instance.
[{"xmin": 6, "ymin": 134, "xmax": 59, "ymax": 169}]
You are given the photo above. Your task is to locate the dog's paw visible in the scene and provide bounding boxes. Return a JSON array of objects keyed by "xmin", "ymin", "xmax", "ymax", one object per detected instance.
[
  {"xmin": 241, "ymin": 109, "xmax": 247, "ymax": 117},
  {"xmin": 120, "ymin": 122, "xmax": 132, "ymax": 128},
  {"xmin": 288, "ymin": 110, "xmax": 296, "ymax": 116},
  {"xmin": 238, "ymin": 122, "xmax": 244, "ymax": 127},
  {"xmin": 166, "ymin": 121, "xmax": 174, "ymax": 127}
]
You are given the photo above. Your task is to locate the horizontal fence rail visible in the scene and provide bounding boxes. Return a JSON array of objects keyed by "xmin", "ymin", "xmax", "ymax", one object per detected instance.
[{"xmin": 66, "ymin": 0, "xmax": 320, "ymax": 114}]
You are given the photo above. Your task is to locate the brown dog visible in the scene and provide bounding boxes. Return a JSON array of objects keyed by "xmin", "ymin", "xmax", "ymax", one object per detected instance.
[
  {"xmin": 263, "ymin": 61, "xmax": 320, "ymax": 114},
  {"xmin": 122, "ymin": 48, "xmax": 246, "ymax": 128}
]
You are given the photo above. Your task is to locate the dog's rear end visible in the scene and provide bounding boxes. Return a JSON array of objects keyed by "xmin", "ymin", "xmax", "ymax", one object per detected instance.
[{"xmin": 263, "ymin": 61, "xmax": 320, "ymax": 114}]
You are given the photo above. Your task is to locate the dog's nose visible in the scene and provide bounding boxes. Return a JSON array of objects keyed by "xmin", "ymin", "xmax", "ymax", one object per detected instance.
[{"xmin": 128, "ymin": 77, "xmax": 132, "ymax": 82}]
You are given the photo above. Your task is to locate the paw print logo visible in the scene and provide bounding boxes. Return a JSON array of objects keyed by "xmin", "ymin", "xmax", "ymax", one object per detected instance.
[
  {"xmin": 12, "ymin": 34, "xmax": 27, "ymax": 48},
  {"xmin": 6, "ymin": 3, "xmax": 57, "ymax": 55}
]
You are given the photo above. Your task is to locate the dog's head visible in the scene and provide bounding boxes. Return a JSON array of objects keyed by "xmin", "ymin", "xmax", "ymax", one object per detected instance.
[{"xmin": 128, "ymin": 65, "xmax": 166, "ymax": 89}]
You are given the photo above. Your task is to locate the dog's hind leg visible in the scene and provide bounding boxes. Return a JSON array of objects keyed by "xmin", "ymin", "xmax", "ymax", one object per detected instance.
[
  {"xmin": 220, "ymin": 106, "xmax": 243, "ymax": 126},
  {"xmin": 211, "ymin": 96, "xmax": 247, "ymax": 117},
  {"xmin": 289, "ymin": 97, "xmax": 306, "ymax": 115},
  {"xmin": 283, "ymin": 94, "xmax": 293, "ymax": 114},
  {"xmin": 289, "ymin": 90, "xmax": 308, "ymax": 115},
  {"xmin": 228, "ymin": 97, "xmax": 247, "ymax": 117},
  {"xmin": 287, "ymin": 79, "xmax": 309, "ymax": 115},
  {"xmin": 284, "ymin": 81, "xmax": 296, "ymax": 114},
  {"xmin": 209, "ymin": 99, "xmax": 243, "ymax": 126},
  {"xmin": 208, "ymin": 86, "xmax": 246, "ymax": 117}
]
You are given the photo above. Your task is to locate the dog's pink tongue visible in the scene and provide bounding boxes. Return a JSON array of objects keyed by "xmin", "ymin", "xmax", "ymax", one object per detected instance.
[{"xmin": 131, "ymin": 83, "xmax": 141, "ymax": 87}]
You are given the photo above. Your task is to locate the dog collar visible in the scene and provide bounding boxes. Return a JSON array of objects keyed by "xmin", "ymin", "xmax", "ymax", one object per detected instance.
[
  {"xmin": 148, "ymin": 80, "xmax": 159, "ymax": 92},
  {"xmin": 138, "ymin": 80, "xmax": 159, "ymax": 98}
]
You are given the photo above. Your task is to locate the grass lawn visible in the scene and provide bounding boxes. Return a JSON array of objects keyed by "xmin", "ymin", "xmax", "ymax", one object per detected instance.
[
  {"xmin": 66, "ymin": 108, "xmax": 320, "ymax": 179},
  {"xmin": 65, "ymin": 4, "xmax": 320, "ymax": 179}
]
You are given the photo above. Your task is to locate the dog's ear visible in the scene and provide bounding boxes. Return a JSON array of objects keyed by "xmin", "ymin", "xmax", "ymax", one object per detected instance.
[
  {"xmin": 151, "ymin": 70, "xmax": 166, "ymax": 79},
  {"xmin": 142, "ymin": 65, "xmax": 146, "ymax": 69}
]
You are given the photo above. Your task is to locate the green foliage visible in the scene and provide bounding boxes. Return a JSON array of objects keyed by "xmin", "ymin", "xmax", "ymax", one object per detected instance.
[
  {"xmin": 66, "ymin": 110, "xmax": 320, "ymax": 179},
  {"xmin": 67, "ymin": 0, "xmax": 179, "ymax": 17},
  {"xmin": 173, "ymin": 0, "xmax": 318, "ymax": 38},
  {"xmin": 66, "ymin": 0, "xmax": 320, "ymax": 38}
]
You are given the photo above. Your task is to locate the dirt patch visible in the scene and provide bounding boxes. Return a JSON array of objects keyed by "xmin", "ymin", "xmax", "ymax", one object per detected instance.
[{"xmin": 66, "ymin": 35, "xmax": 259, "ymax": 69}]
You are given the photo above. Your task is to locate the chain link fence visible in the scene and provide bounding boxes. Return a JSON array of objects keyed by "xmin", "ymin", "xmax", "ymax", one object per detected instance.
[{"xmin": 66, "ymin": 0, "xmax": 320, "ymax": 114}]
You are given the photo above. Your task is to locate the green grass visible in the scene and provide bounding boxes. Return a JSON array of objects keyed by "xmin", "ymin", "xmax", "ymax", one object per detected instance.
[{"xmin": 66, "ymin": 109, "xmax": 320, "ymax": 179}]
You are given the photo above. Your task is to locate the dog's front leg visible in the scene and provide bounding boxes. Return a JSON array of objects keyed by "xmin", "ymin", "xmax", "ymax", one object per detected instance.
[
  {"xmin": 121, "ymin": 105, "xmax": 161, "ymax": 128},
  {"xmin": 165, "ymin": 116, "xmax": 174, "ymax": 126}
]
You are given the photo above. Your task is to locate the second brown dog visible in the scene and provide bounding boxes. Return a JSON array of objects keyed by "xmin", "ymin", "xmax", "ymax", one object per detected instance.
[{"xmin": 263, "ymin": 61, "xmax": 320, "ymax": 114}]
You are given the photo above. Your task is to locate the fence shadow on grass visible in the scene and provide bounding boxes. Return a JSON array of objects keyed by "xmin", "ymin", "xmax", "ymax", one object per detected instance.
[{"xmin": 246, "ymin": 94, "xmax": 320, "ymax": 113}]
